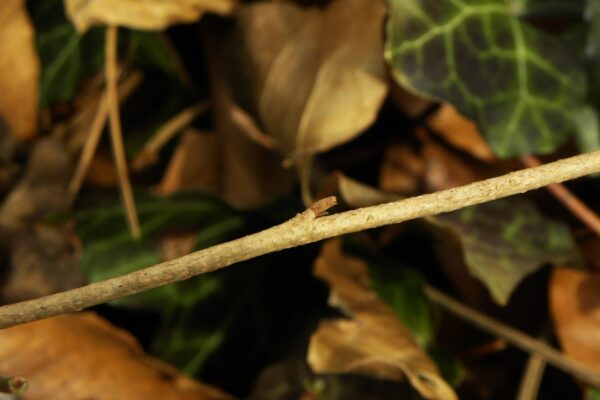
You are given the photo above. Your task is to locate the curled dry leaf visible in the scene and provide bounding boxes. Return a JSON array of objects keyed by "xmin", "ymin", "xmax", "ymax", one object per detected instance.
[
  {"xmin": 338, "ymin": 173, "xmax": 399, "ymax": 209},
  {"xmin": 426, "ymin": 105, "xmax": 495, "ymax": 162},
  {"xmin": 65, "ymin": 0, "xmax": 236, "ymax": 32},
  {"xmin": 308, "ymin": 240, "xmax": 457, "ymax": 400},
  {"xmin": 203, "ymin": 29, "xmax": 295, "ymax": 208},
  {"xmin": 550, "ymin": 268, "xmax": 600, "ymax": 372},
  {"xmin": 227, "ymin": 0, "xmax": 388, "ymax": 156},
  {"xmin": 0, "ymin": 138, "xmax": 72, "ymax": 229},
  {"xmin": 0, "ymin": 313, "xmax": 235, "ymax": 400},
  {"xmin": 0, "ymin": 0, "xmax": 39, "ymax": 140}
]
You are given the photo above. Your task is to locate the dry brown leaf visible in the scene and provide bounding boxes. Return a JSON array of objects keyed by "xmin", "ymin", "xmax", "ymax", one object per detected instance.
[
  {"xmin": 1, "ymin": 224, "xmax": 85, "ymax": 303},
  {"xmin": 427, "ymin": 104, "xmax": 495, "ymax": 162},
  {"xmin": 158, "ymin": 128, "xmax": 219, "ymax": 196},
  {"xmin": 0, "ymin": 138, "xmax": 72, "ymax": 229},
  {"xmin": 379, "ymin": 143, "xmax": 425, "ymax": 195},
  {"xmin": 0, "ymin": 312, "xmax": 235, "ymax": 400},
  {"xmin": 84, "ymin": 146, "xmax": 118, "ymax": 188},
  {"xmin": 0, "ymin": 0, "xmax": 39, "ymax": 140},
  {"xmin": 227, "ymin": 0, "xmax": 388, "ymax": 156},
  {"xmin": 579, "ymin": 235, "xmax": 600, "ymax": 272},
  {"xmin": 158, "ymin": 231, "xmax": 197, "ymax": 261},
  {"xmin": 421, "ymin": 132, "xmax": 482, "ymax": 192},
  {"xmin": 414, "ymin": 127, "xmax": 509, "ymax": 193},
  {"xmin": 550, "ymin": 267, "xmax": 600, "ymax": 373},
  {"xmin": 308, "ymin": 240, "xmax": 457, "ymax": 400},
  {"xmin": 199, "ymin": 28, "xmax": 295, "ymax": 209},
  {"xmin": 390, "ymin": 83, "xmax": 433, "ymax": 119},
  {"xmin": 65, "ymin": 0, "xmax": 236, "ymax": 32},
  {"xmin": 338, "ymin": 173, "xmax": 400, "ymax": 209}
]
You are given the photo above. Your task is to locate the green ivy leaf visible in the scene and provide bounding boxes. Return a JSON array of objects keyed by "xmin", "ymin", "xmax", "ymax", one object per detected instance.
[
  {"xmin": 29, "ymin": 0, "xmax": 104, "ymax": 107},
  {"xmin": 343, "ymin": 238, "xmax": 435, "ymax": 347},
  {"xmin": 76, "ymin": 192, "xmax": 245, "ymax": 310},
  {"xmin": 587, "ymin": 387, "xmax": 600, "ymax": 400},
  {"xmin": 573, "ymin": 106, "xmax": 600, "ymax": 153},
  {"xmin": 369, "ymin": 265, "xmax": 434, "ymax": 347},
  {"xmin": 385, "ymin": 0, "xmax": 586, "ymax": 157},
  {"xmin": 429, "ymin": 197, "xmax": 580, "ymax": 304},
  {"xmin": 516, "ymin": 0, "xmax": 584, "ymax": 17},
  {"xmin": 587, "ymin": 0, "xmax": 600, "ymax": 56},
  {"xmin": 585, "ymin": 0, "xmax": 600, "ymax": 106},
  {"xmin": 428, "ymin": 348, "xmax": 465, "ymax": 387},
  {"xmin": 125, "ymin": 31, "xmax": 180, "ymax": 78}
]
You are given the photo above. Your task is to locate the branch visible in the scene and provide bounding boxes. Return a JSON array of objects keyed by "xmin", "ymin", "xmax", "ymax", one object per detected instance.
[
  {"xmin": 426, "ymin": 287, "xmax": 600, "ymax": 388},
  {"xmin": 2, "ymin": 150, "xmax": 600, "ymax": 329},
  {"xmin": 105, "ymin": 25, "xmax": 141, "ymax": 239}
]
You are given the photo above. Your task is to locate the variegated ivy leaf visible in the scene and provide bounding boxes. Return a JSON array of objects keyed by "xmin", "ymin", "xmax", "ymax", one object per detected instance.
[
  {"xmin": 430, "ymin": 198, "xmax": 580, "ymax": 304},
  {"xmin": 385, "ymin": 0, "xmax": 586, "ymax": 157}
]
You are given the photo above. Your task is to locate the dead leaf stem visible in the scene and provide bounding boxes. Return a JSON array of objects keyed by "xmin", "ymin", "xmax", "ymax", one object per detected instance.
[
  {"xmin": 516, "ymin": 353, "xmax": 545, "ymax": 400},
  {"xmin": 132, "ymin": 102, "xmax": 209, "ymax": 171},
  {"xmin": 1, "ymin": 150, "xmax": 600, "ymax": 331},
  {"xmin": 69, "ymin": 92, "xmax": 108, "ymax": 196},
  {"xmin": 69, "ymin": 72, "xmax": 143, "ymax": 198},
  {"xmin": 425, "ymin": 285, "xmax": 600, "ymax": 388},
  {"xmin": 105, "ymin": 26, "xmax": 141, "ymax": 239}
]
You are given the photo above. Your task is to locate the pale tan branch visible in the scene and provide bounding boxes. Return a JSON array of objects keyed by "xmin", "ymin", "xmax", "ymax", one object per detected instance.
[
  {"xmin": 1, "ymin": 150, "xmax": 600, "ymax": 329},
  {"xmin": 69, "ymin": 71, "xmax": 143, "ymax": 198},
  {"xmin": 426, "ymin": 286, "xmax": 600, "ymax": 388},
  {"xmin": 516, "ymin": 353, "xmax": 545, "ymax": 400},
  {"xmin": 105, "ymin": 26, "xmax": 141, "ymax": 239}
]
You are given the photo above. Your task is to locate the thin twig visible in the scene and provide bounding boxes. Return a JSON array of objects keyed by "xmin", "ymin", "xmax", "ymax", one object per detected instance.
[
  {"xmin": 2, "ymin": 150, "xmax": 600, "ymax": 328},
  {"xmin": 69, "ymin": 72, "xmax": 143, "ymax": 198},
  {"xmin": 69, "ymin": 92, "xmax": 109, "ymax": 196},
  {"xmin": 516, "ymin": 354, "xmax": 546, "ymax": 400},
  {"xmin": 106, "ymin": 26, "xmax": 141, "ymax": 239},
  {"xmin": 425, "ymin": 286, "xmax": 600, "ymax": 388},
  {"xmin": 132, "ymin": 102, "xmax": 209, "ymax": 171},
  {"xmin": 521, "ymin": 154, "xmax": 600, "ymax": 237}
]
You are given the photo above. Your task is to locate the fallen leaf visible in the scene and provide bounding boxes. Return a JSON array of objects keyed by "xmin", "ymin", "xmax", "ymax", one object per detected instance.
[
  {"xmin": 1, "ymin": 224, "xmax": 85, "ymax": 303},
  {"xmin": 389, "ymin": 82, "xmax": 433, "ymax": 119},
  {"xmin": 308, "ymin": 240, "xmax": 457, "ymax": 400},
  {"xmin": 385, "ymin": 0, "xmax": 586, "ymax": 157},
  {"xmin": 227, "ymin": 0, "xmax": 388, "ymax": 156},
  {"xmin": 421, "ymin": 132, "xmax": 485, "ymax": 192},
  {"xmin": 64, "ymin": 0, "xmax": 236, "ymax": 32},
  {"xmin": 336, "ymin": 172, "xmax": 580, "ymax": 306},
  {"xmin": 0, "ymin": 0, "xmax": 39, "ymax": 140},
  {"xmin": 430, "ymin": 198, "xmax": 580, "ymax": 305},
  {"xmin": 338, "ymin": 173, "xmax": 400, "ymax": 209},
  {"xmin": 157, "ymin": 128, "xmax": 220, "ymax": 196},
  {"xmin": 549, "ymin": 267, "xmax": 600, "ymax": 373},
  {"xmin": 0, "ymin": 127, "xmax": 19, "ymax": 196},
  {"xmin": 81, "ymin": 146, "xmax": 118, "ymax": 189},
  {"xmin": 579, "ymin": 235, "xmax": 600, "ymax": 272},
  {"xmin": 202, "ymin": 28, "xmax": 295, "ymax": 208},
  {"xmin": 251, "ymin": 358, "xmax": 417, "ymax": 400},
  {"xmin": 0, "ymin": 138, "xmax": 72, "ymax": 229},
  {"xmin": 0, "ymin": 312, "xmax": 234, "ymax": 400},
  {"xmin": 379, "ymin": 142, "xmax": 425, "ymax": 196},
  {"xmin": 426, "ymin": 105, "xmax": 495, "ymax": 162}
]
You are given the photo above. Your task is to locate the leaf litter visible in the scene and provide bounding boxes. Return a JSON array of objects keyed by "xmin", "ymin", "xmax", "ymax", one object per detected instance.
[{"xmin": 0, "ymin": 0, "xmax": 598, "ymax": 398}]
